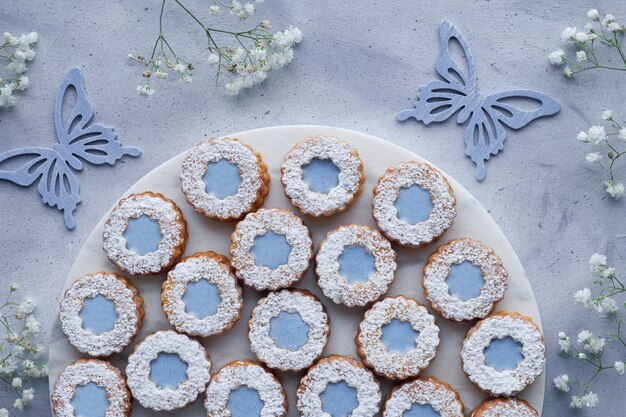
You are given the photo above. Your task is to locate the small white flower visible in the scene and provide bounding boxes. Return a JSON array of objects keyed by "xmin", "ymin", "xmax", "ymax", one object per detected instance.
[
  {"xmin": 17, "ymin": 298, "xmax": 36, "ymax": 314},
  {"xmin": 554, "ymin": 374, "xmax": 570, "ymax": 392},
  {"xmin": 13, "ymin": 399, "xmax": 23, "ymax": 411},
  {"xmin": 586, "ymin": 152, "xmax": 602, "ymax": 164},
  {"xmin": 207, "ymin": 53, "xmax": 220, "ymax": 65},
  {"xmin": 3, "ymin": 32, "xmax": 18, "ymax": 45},
  {"xmin": 584, "ymin": 22, "xmax": 594, "ymax": 32},
  {"xmin": 576, "ymin": 50, "xmax": 587, "ymax": 62},
  {"xmin": 21, "ymin": 388, "xmax": 34, "ymax": 403},
  {"xmin": 10, "ymin": 283, "xmax": 19, "ymax": 291},
  {"xmin": 561, "ymin": 27, "xmax": 577, "ymax": 42},
  {"xmin": 225, "ymin": 80, "xmax": 241, "ymax": 96},
  {"xmin": 589, "ymin": 253, "xmax": 607, "ymax": 267},
  {"xmin": 559, "ymin": 337, "xmax": 571, "ymax": 353},
  {"xmin": 136, "ymin": 84, "xmax": 154, "ymax": 96},
  {"xmin": 608, "ymin": 22, "xmax": 621, "ymax": 32},
  {"xmin": 600, "ymin": 297, "xmax": 618, "ymax": 314},
  {"xmin": 585, "ymin": 336, "xmax": 605, "ymax": 354},
  {"xmin": 7, "ymin": 61, "xmax": 27, "ymax": 74},
  {"xmin": 230, "ymin": 47, "xmax": 245, "ymax": 64},
  {"xmin": 210, "ymin": 5, "xmax": 220, "ymax": 15},
  {"xmin": 261, "ymin": 20, "xmax": 271, "ymax": 30},
  {"xmin": 25, "ymin": 315, "xmax": 40, "ymax": 334},
  {"xmin": 12, "ymin": 377, "xmax": 22, "ymax": 388},
  {"xmin": 575, "ymin": 32, "xmax": 588, "ymax": 42},
  {"xmin": 577, "ymin": 330, "xmax": 592, "ymax": 344},
  {"xmin": 563, "ymin": 66, "xmax": 573, "ymax": 77},
  {"xmin": 154, "ymin": 70, "xmax": 168, "ymax": 79},
  {"xmin": 605, "ymin": 180, "xmax": 625, "ymax": 199},
  {"xmin": 548, "ymin": 49, "xmax": 566, "ymax": 65},
  {"xmin": 615, "ymin": 361, "xmax": 625, "ymax": 375},
  {"xmin": 251, "ymin": 47, "xmax": 266, "ymax": 60},
  {"xmin": 180, "ymin": 73, "xmax": 192, "ymax": 84},
  {"xmin": 602, "ymin": 110, "xmax": 614, "ymax": 120},
  {"xmin": 602, "ymin": 267, "xmax": 616, "ymax": 278},
  {"xmin": 0, "ymin": 408, "xmax": 8, "ymax": 417},
  {"xmin": 173, "ymin": 63, "xmax": 186, "ymax": 74},
  {"xmin": 578, "ymin": 352, "xmax": 587, "ymax": 360},
  {"xmin": 587, "ymin": 125, "xmax": 606, "ymax": 144},
  {"xmin": 15, "ymin": 75, "xmax": 29, "ymax": 91},
  {"xmin": 570, "ymin": 395, "xmax": 583, "ymax": 408},
  {"xmin": 619, "ymin": 129, "xmax": 626, "ymax": 141},
  {"xmin": 582, "ymin": 392, "xmax": 598, "ymax": 408},
  {"xmin": 577, "ymin": 131, "xmax": 589, "ymax": 143},
  {"xmin": 574, "ymin": 288, "xmax": 592, "ymax": 307},
  {"xmin": 588, "ymin": 33, "xmax": 598, "ymax": 41},
  {"xmin": 603, "ymin": 14, "xmax": 616, "ymax": 25},
  {"xmin": 587, "ymin": 9, "xmax": 600, "ymax": 20}
]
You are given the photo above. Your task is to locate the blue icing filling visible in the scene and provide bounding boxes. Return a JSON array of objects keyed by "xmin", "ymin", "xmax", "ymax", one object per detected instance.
[
  {"xmin": 381, "ymin": 319, "xmax": 419, "ymax": 354},
  {"xmin": 302, "ymin": 158, "xmax": 340, "ymax": 194},
  {"xmin": 445, "ymin": 261, "xmax": 485, "ymax": 301},
  {"xmin": 182, "ymin": 278, "xmax": 221, "ymax": 319},
  {"xmin": 149, "ymin": 353, "xmax": 188, "ymax": 388},
  {"xmin": 338, "ymin": 245, "xmax": 376, "ymax": 283},
  {"xmin": 394, "ymin": 184, "xmax": 433, "ymax": 224},
  {"xmin": 403, "ymin": 403, "xmax": 441, "ymax": 417},
  {"xmin": 227, "ymin": 386, "xmax": 264, "ymax": 417},
  {"xmin": 79, "ymin": 294, "xmax": 117, "ymax": 335},
  {"xmin": 123, "ymin": 214, "xmax": 162, "ymax": 255},
  {"xmin": 250, "ymin": 231, "xmax": 291, "ymax": 269},
  {"xmin": 320, "ymin": 381, "xmax": 359, "ymax": 417},
  {"xmin": 484, "ymin": 336, "xmax": 524, "ymax": 371},
  {"xmin": 202, "ymin": 158, "xmax": 242, "ymax": 199},
  {"xmin": 70, "ymin": 382, "xmax": 109, "ymax": 417},
  {"xmin": 269, "ymin": 311, "xmax": 309, "ymax": 351}
]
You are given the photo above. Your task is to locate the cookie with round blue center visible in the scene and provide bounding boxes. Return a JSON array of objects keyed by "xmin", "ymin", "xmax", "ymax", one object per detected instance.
[
  {"xmin": 103, "ymin": 192, "xmax": 187, "ymax": 275},
  {"xmin": 316, "ymin": 224, "xmax": 397, "ymax": 307},
  {"xmin": 126, "ymin": 330, "xmax": 211, "ymax": 411},
  {"xmin": 180, "ymin": 137, "xmax": 270, "ymax": 222},
  {"xmin": 296, "ymin": 355, "xmax": 381, "ymax": 417},
  {"xmin": 372, "ymin": 161, "xmax": 456, "ymax": 248},
  {"xmin": 161, "ymin": 251, "xmax": 243, "ymax": 337},
  {"xmin": 59, "ymin": 272, "xmax": 144, "ymax": 357},
  {"xmin": 281, "ymin": 135, "xmax": 365, "ymax": 217},
  {"xmin": 461, "ymin": 312, "xmax": 545, "ymax": 397},
  {"xmin": 356, "ymin": 296, "xmax": 440, "ymax": 379},
  {"xmin": 470, "ymin": 398, "xmax": 538, "ymax": 417},
  {"xmin": 248, "ymin": 289, "xmax": 329, "ymax": 372},
  {"xmin": 382, "ymin": 377, "xmax": 464, "ymax": 417},
  {"xmin": 423, "ymin": 238, "xmax": 508, "ymax": 322},
  {"xmin": 231, "ymin": 208, "xmax": 313, "ymax": 291},
  {"xmin": 51, "ymin": 359, "xmax": 131, "ymax": 417},
  {"xmin": 205, "ymin": 360, "xmax": 288, "ymax": 417}
]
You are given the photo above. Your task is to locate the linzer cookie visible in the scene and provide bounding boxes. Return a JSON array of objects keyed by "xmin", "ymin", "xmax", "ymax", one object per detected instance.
[
  {"xmin": 423, "ymin": 238, "xmax": 508, "ymax": 321},
  {"xmin": 470, "ymin": 398, "xmax": 538, "ymax": 417},
  {"xmin": 205, "ymin": 360, "xmax": 288, "ymax": 417},
  {"xmin": 161, "ymin": 251, "xmax": 243, "ymax": 337},
  {"xmin": 59, "ymin": 272, "xmax": 143, "ymax": 357},
  {"xmin": 51, "ymin": 359, "xmax": 131, "ymax": 417},
  {"xmin": 281, "ymin": 135, "xmax": 364, "ymax": 217},
  {"xmin": 315, "ymin": 224, "xmax": 397, "ymax": 307},
  {"xmin": 180, "ymin": 137, "xmax": 270, "ymax": 222},
  {"xmin": 372, "ymin": 161, "xmax": 456, "ymax": 248},
  {"xmin": 248, "ymin": 289, "xmax": 329, "ymax": 372},
  {"xmin": 296, "ymin": 355, "xmax": 381, "ymax": 417},
  {"xmin": 461, "ymin": 312, "xmax": 545, "ymax": 397},
  {"xmin": 103, "ymin": 192, "xmax": 187, "ymax": 275},
  {"xmin": 382, "ymin": 377, "xmax": 464, "ymax": 417},
  {"xmin": 126, "ymin": 330, "xmax": 211, "ymax": 411},
  {"xmin": 356, "ymin": 296, "xmax": 440, "ymax": 380},
  {"xmin": 231, "ymin": 208, "xmax": 313, "ymax": 291}
]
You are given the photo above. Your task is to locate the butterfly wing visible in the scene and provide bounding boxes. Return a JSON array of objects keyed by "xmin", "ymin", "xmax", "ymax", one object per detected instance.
[
  {"xmin": 0, "ymin": 147, "xmax": 81, "ymax": 229},
  {"xmin": 464, "ymin": 90, "xmax": 561, "ymax": 180},
  {"xmin": 397, "ymin": 20, "xmax": 478, "ymax": 124},
  {"xmin": 54, "ymin": 67, "xmax": 140, "ymax": 167}
]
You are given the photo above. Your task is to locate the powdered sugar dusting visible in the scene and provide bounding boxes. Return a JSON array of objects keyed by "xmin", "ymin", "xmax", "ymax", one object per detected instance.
[
  {"xmin": 231, "ymin": 208, "xmax": 313, "ymax": 291},
  {"xmin": 103, "ymin": 192, "xmax": 186, "ymax": 275},
  {"xmin": 461, "ymin": 313, "xmax": 545, "ymax": 397},
  {"xmin": 162, "ymin": 252, "xmax": 243, "ymax": 337},
  {"xmin": 248, "ymin": 289, "xmax": 329, "ymax": 371},
  {"xmin": 382, "ymin": 377, "xmax": 464, "ymax": 417},
  {"xmin": 423, "ymin": 238, "xmax": 508, "ymax": 321},
  {"xmin": 205, "ymin": 360, "xmax": 287, "ymax": 417},
  {"xmin": 372, "ymin": 162, "xmax": 456, "ymax": 247},
  {"xmin": 296, "ymin": 355, "xmax": 381, "ymax": 417},
  {"xmin": 126, "ymin": 330, "xmax": 211, "ymax": 411},
  {"xmin": 281, "ymin": 136, "xmax": 364, "ymax": 216},
  {"xmin": 356, "ymin": 296, "xmax": 440, "ymax": 379},
  {"xmin": 316, "ymin": 224, "xmax": 396, "ymax": 307},
  {"xmin": 51, "ymin": 359, "xmax": 131, "ymax": 417},
  {"xmin": 60, "ymin": 272, "xmax": 143, "ymax": 357},
  {"xmin": 472, "ymin": 398, "xmax": 538, "ymax": 417}
]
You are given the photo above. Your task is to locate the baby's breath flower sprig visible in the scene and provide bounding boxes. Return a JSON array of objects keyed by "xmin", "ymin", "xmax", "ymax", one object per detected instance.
[
  {"xmin": 0, "ymin": 31, "xmax": 38, "ymax": 109},
  {"xmin": 549, "ymin": 9, "xmax": 626, "ymax": 77},
  {"xmin": 577, "ymin": 110, "xmax": 626, "ymax": 200},
  {"xmin": 554, "ymin": 253, "xmax": 626, "ymax": 409},
  {"xmin": 130, "ymin": 0, "xmax": 302, "ymax": 96},
  {"xmin": 0, "ymin": 284, "xmax": 47, "ymax": 415}
]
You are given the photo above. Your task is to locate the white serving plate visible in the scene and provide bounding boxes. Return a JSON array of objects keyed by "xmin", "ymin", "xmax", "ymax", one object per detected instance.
[{"xmin": 48, "ymin": 125, "xmax": 544, "ymax": 416}]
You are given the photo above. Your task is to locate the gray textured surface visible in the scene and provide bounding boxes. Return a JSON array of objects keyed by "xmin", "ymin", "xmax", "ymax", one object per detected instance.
[{"xmin": 1, "ymin": 0, "xmax": 624, "ymax": 415}]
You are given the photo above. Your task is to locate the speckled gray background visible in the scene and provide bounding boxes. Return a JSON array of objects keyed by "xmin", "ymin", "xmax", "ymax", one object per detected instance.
[{"xmin": 1, "ymin": 0, "xmax": 625, "ymax": 415}]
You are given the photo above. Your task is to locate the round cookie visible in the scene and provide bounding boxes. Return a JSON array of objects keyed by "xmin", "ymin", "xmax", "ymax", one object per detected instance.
[
  {"xmin": 59, "ymin": 272, "xmax": 143, "ymax": 357},
  {"xmin": 382, "ymin": 377, "xmax": 464, "ymax": 417},
  {"xmin": 423, "ymin": 238, "xmax": 508, "ymax": 321},
  {"xmin": 180, "ymin": 137, "xmax": 270, "ymax": 222},
  {"xmin": 205, "ymin": 360, "xmax": 288, "ymax": 417},
  {"xmin": 297, "ymin": 355, "xmax": 381, "ymax": 417},
  {"xmin": 103, "ymin": 191, "xmax": 187, "ymax": 275},
  {"xmin": 161, "ymin": 251, "xmax": 243, "ymax": 337},
  {"xmin": 51, "ymin": 359, "xmax": 131, "ymax": 417},
  {"xmin": 372, "ymin": 161, "xmax": 456, "ymax": 248},
  {"xmin": 281, "ymin": 135, "xmax": 365, "ymax": 217},
  {"xmin": 461, "ymin": 312, "xmax": 545, "ymax": 397},
  {"xmin": 248, "ymin": 289, "xmax": 329, "ymax": 372},
  {"xmin": 126, "ymin": 330, "xmax": 211, "ymax": 411},
  {"xmin": 316, "ymin": 224, "xmax": 397, "ymax": 307},
  {"xmin": 470, "ymin": 398, "xmax": 538, "ymax": 417},
  {"xmin": 231, "ymin": 208, "xmax": 313, "ymax": 291},
  {"xmin": 356, "ymin": 296, "xmax": 440, "ymax": 379}
]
